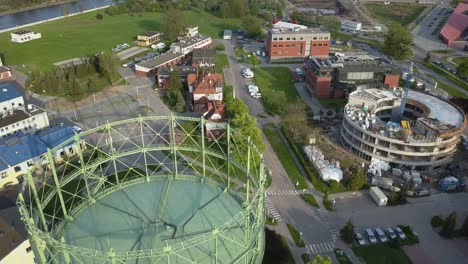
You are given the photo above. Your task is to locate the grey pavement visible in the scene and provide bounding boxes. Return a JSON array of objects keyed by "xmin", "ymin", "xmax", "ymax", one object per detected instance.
[
  {"xmin": 331, "ymin": 191, "xmax": 468, "ymax": 264},
  {"xmin": 117, "ymin": 46, "xmax": 149, "ymax": 61},
  {"xmin": 412, "ymin": 3, "xmax": 452, "ymax": 53}
]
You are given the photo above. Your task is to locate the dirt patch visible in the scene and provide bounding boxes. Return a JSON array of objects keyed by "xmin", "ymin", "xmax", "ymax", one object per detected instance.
[{"xmin": 45, "ymin": 84, "xmax": 131, "ymax": 112}]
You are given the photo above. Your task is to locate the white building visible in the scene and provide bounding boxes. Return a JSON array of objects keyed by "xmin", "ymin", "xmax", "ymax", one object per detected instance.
[
  {"xmin": 340, "ymin": 20, "xmax": 362, "ymax": 32},
  {"xmin": 0, "ymin": 207, "xmax": 35, "ymax": 264},
  {"xmin": 0, "ymin": 83, "xmax": 49, "ymax": 138},
  {"xmin": 10, "ymin": 30, "xmax": 41, "ymax": 43},
  {"xmin": 273, "ymin": 21, "xmax": 308, "ymax": 31},
  {"xmin": 0, "ymin": 126, "xmax": 84, "ymax": 189},
  {"xmin": 171, "ymin": 34, "xmax": 212, "ymax": 54}
]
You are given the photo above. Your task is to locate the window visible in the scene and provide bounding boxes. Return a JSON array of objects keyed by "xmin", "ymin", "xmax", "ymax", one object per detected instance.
[
  {"xmin": 27, "ymin": 161, "xmax": 34, "ymax": 167},
  {"xmin": 292, "ymin": 37, "xmax": 296, "ymax": 40},
  {"xmin": 273, "ymin": 45, "xmax": 277, "ymax": 47},
  {"xmin": 286, "ymin": 45, "xmax": 290, "ymax": 47},
  {"xmin": 324, "ymin": 37, "xmax": 329, "ymax": 40},
  {"xmin": 279, "ymin": 38, "xmax": 283, "ymax": 40},
  {"xmin": 300, "ymin": 37, "xmax": 303, "ymax": 40},
  {"xmin": 286, "ymin": 38, "xmax": 290, "ymax": 40},
  {"xmin": 292, "ymin": 44, "xmax": 296, "ymax": 47},
  {"xmin": 273, "ymin": 52, "xmax": 278, "ymax": 55},
  {"xmin": 313, "ymin": 37, "xmax": 317, "ymax": 40},
  {"xmin": 318, "ymin": 44, "xmax": 323, "ymax": 46},
  {"xmin": 313, "ymin": 44, "xmax": 317, "ymax": 47},
  {"xmin": 273, "ymin": 38, "xmax": 277, "ymax": 40},
  {"xmin": 60, "ymin": 151, "xmax": 65, "ymax": 157},
  {"xmin": 14, "ymin": 166, "xmax": 21, "ymax": 172},
  {"xmin": 26, "ymin": 246, "xmax": 32, "ymax": 253},
  {"xmin": 324, "ymin": 44, "xmax": 328, "ymax": 46},
  {"xmin": 0, "ymin": 172, "xmax": 7, "ymax": 179},
  {"xmin": 279, "ymin": 44, "xmax": 283, "ymax": 47}
]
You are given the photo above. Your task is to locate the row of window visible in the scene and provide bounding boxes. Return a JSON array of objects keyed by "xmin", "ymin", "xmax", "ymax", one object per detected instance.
[
  {"xmin": 2, "ymin": 102, "xmax": 22, "ymax": 111},
  {"xmin": 273, "ymin": 43, "xmax": 328, "ymax": 48},
  {"xmin": 0, "ymin": 122, "xmax": 37, "ymax": 133},
  {"xmin": 273, "ymin": 36, "xmax": 329, "ymax": 41}
]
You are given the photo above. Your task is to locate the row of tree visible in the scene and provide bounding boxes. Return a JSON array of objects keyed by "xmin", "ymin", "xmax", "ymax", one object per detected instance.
[
  {"xmin": 26, "ymin": 51, "xmax": 120, "ymax": 100},
  {"xmin": 432, "ymin": 212, "xmax": 468, "ymax": 239},
  {"xmin": 224, "ymin": 86, "xmax": 265, "ymax": 164}
]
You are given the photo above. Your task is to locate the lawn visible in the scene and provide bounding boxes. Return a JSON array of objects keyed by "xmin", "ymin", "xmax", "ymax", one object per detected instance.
[
  {"xmin": 234, "ymin": 47, "xmax": 246, "ymax": 57},
  {"xmin": 286, "ymin": 223, "xmax": 305, "ymax": 247},
  {"xmin": 453, "ymin": 57, "xmax": 466, "ymax": 66},
  {"xmin": 365, "ymin": 3, "xmax": 429, "ymax": 28},
  {"xmin": 214, "ymin": 52, "xmax": 229, "ymax": 72},
  {"xmin": 422, "ymin": 62, "xmax": 468, "ymax": 91},
  {"xmin": 319, "ymin": 98, "xmax": 347, "ymax": 109},
  {"xmin": 253, "ymin": 67, "xmax": 299, "ymax": 104},
  {"xmin": 302, "ymin": 194, "xmax": 319, "ymax": 208},
  {"xmin": 262, "ymin": 124, "xmax": 308, "ymax": 190},
  {"xmin": 436, "ymin": 81, "xmax": 468, "ymax": 99},
  {"xmin": 0, "ymin": 9, "xmax": 241, "ymax": 70},
  {"xmin": 353, "ymin": 244, "xmax": 412, "ymax": 264}
]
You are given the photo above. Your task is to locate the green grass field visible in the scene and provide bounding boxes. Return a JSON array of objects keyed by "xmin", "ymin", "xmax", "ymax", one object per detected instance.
[
  {"xmin": 214, "ymin": 52, "xmax": 229, "ymax": 72},
  {"xmin": 253, "ymin": 67, "xmax": 299, "ymax": 104},
  {"xmin": 452, "ymin": 57, "xmax": 466, "ymax": 66},
  {"xmin": 302, "ymin": 194, "xmax": 318, "ymax": 208},
  {"xmin": 435, "ymin": 81, "xmax": 468, "ymax": 99},
  {"xmin": 422, "ymin": 62, "xmax": 468, "ymax": 91},
  {"xmin": 0, "ymin": 9, "xmax": 241, "ymax": 70},
  {"xmin": 353, "ymin": 244, "xmax": 412, "ymax": 264},
  {"xmin": 262, "ymin": 124, "xmax": 308, "ymax": 190},
  {"xmin": 319, "ymin": 98, "xmax": 347, "ymax": 109},
  {"xmin": 365, "ymin": 3, "xmax": 429, "ymax": 28}
]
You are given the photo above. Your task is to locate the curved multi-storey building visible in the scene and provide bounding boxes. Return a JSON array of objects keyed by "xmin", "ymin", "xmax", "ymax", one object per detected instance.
[{"xmin": 341, "ymin": 88, "xmax": 467, "ymax": 172}]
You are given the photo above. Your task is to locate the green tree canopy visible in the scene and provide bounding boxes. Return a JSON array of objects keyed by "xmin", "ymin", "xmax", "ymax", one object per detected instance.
[
  {"xmin": 242, "ymin": 15, "xmax": 262, "ymax": 37},
  {"xmin": 162, "ymin": 7, "xmax": 187, "ymax": 40},
  {"xmin": 347, "ymin": 169, "xmax": 367, "ymax": 191},
  {"xmin": 340, "ymin": 219, "xmax": 355, "ymax": 244},
  {"xmin": 384, "ymin": 24, "xmax": 413, "ymax": 60},
  {"xmin": 97, "ymin": 51, "xmax": 120, "ymax": 85},
  {"xmin": 310, "ymin": 254, "xmax": 332, "ymax": 264},
  {"xmin": 440, "ymin": 211, "xmax": 457, "ymax": 238}
]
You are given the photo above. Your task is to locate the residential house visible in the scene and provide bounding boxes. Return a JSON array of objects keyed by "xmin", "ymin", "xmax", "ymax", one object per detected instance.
[
  {"xmin": 136, "ymin": 31, "xmax": 161, "ymax": 47},
  {"xmin": 156, "ymin": 66, "xmax": 197, "ymax": 90},
  {"xmin": 10, "ymin": 30, "xmax": 41, "ymax": 43},
  {"xmin": 187, "ymin": 72, "xmax": 226, "ymax": 138}
]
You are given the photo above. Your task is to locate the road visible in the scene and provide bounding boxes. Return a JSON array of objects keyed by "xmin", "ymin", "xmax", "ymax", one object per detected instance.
[{"xmin": 223, "ymin": 39, "xmax": 341, "ymax": 261}]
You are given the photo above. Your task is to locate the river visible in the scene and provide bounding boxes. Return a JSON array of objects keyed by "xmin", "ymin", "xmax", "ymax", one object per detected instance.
[{"xmin": 0, "ymin": 0, "xmax": 121, "ymax": 31}]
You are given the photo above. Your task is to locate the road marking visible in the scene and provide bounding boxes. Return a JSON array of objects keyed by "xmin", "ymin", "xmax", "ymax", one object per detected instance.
[
  {"xmin": 265, "ymin": 197, "xmax": 283, "ymax": 222},
  {"xmin": 265, "ymin": 189, "xmax": 303, "ymax": 196},
  {"xmin": 307, "ymin": 241, "xmax": 335, "ymax": 254}
]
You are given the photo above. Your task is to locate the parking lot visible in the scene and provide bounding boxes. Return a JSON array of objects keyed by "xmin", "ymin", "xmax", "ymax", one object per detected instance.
[
  {"xmin": 331, "ymin": 191, "xmax": 468, "ymax": 264},
  {"xmin": 413, "ymin": 4, "xmax": 454, "ymax": 52}
]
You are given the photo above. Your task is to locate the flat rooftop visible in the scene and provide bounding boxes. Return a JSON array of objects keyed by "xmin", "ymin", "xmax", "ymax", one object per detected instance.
[
  {"xmin": 0, "ymin": 83, "xmax": 22, "ymax": 103},
  {"xmin": 157, "ymin": 66, "xmax": 197, "ymax": 76},
  {"xmin": 137, "ymin": 51, "xmax": 184, "ymax": 70},
  {"xmin": 271, "ymin": 27, "xmax": 329, "ymax": 35},
  {"xmin": 176, "ymin": 34, "xmax": 211, "ymax": 49}
]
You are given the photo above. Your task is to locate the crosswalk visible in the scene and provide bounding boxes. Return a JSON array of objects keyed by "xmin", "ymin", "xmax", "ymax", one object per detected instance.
[
  {"xmin": 266, "ymin": 189, "xmax": 302, "ymax": 196},
  {"xmin": 330, "ymin": 228, "xmax": 340, "ymax": 241},
  {"xmin": 265, "ymin": 197, "xmax": 284, "ymax": 222},
  {"xmin": 306, "ymin": 241, "xmax": 335, "ymax": 255}
]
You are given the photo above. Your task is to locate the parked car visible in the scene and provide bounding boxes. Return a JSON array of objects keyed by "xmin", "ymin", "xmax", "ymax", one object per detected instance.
[
  {"xmin": 386, "ymin": 228, "xmax": 397, "ymax": 240},
  {"xmin": 375, "ymin": 228, "xmax": 388, "ymax": 242},
  {"xmin": 355, "ymin": 232, "xmax": 365, "ymax": 245},
  {"xmin": 295, "ymin": 67, "xmax": 303, "ymax": 75},
  {"xmin": 242, "ymin": 69, "xmax": 254, "ymax": 78},
  {"xmin": 365, "ymin": 228, "xmax": 377, "ymax": 243},
  {"xmin": 292, "ymin": 73, "xmax": 303, "ymax": 82},
  {"xmin": 248, "ymin": 85, "xmax": 259, "ymax": 93},
  {"xmin": 394, "ymin": 227, "xmax": 406, "ymax": 239}
]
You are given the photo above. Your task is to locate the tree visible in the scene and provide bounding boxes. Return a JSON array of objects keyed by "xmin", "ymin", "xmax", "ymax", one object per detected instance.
[
  {"xmin": 461, "ymin": 216, "xmax": 468, "ymax": 237},
  {"xmin": 384, "ymin": 24, "xmax": 413, "ymax": 60},
  {"xmin": 97, "ymin": 51, "xmax": 119, "ymax": 85},
  {"xmin": 168, "ymin": 69, "xmax": 183, "ymax": 92},
  {"xmin": 456, "ymin": 58, "xmax": 468, "ymax": 77},
  {"xmin": 347, "ymin": 169, "xmax": 367, "ymax": 191},
  {"xmin": 264, "ymin": 91, "xmax": 286, "ymax": 114},
  {"xmin": 162, "ymin": 7, "xmax": 186, "ymax": 40},
  {"xmin": 319, "ymin": 16, "xmax": 340, "ymax": 39},
  {"xmin": 96, "ymin": 13, "xmax": 104, "ymax": 20},
  {"xmin": 311, "ymin": 254, "xmax": 332, "ymax": 264},
  {"xmin": 242, "ymin": 15, "xmax": 262, "ymax": 38},
  {"xmin": 424, "ymin": 52, "xmax": 431, "ymax": 63},
  {"xmin": 265, "ymin": 11, "xmax": 273, "ymax": 28},
  {"xmin": 340, "ymin": 219, "xmax": 355, "ymax": 244},
  {"xmin": 440, "ymin": 211, "xmax": 457, "ymax": 238}
]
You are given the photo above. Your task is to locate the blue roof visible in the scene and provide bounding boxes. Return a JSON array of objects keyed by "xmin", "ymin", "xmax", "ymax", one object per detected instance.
[
  {"xmin": 0, "ymin": 126, "xmax": 80, "ymax": 171},
  {"xmin": 0, "ymin": 83, "xmax": 23, "ymax": 103}
]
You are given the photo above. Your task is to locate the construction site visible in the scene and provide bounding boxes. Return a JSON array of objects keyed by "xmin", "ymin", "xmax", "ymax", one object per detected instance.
[{"xmin": 341, "ymin": 87, "xmax": 467, "ymax": 173}]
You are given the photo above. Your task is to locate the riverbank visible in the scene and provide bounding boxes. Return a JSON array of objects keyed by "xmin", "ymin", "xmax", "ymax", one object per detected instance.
[{"xmin": 0, "ymin": 0, "xmax": 78, "ymax": 16}]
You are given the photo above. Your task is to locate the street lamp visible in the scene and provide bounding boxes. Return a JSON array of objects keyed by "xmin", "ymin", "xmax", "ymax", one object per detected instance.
[{"xmin": 299, "ymin": 232, "xmax": 303, "ymax": 243}]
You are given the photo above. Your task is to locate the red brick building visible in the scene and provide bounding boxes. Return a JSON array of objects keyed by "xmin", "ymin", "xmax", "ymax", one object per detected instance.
[
  {"xmin": 266, "ymin": 28, "xmax": 331, "ymax": 61},
  {"xmin": 305, "ymin": 55, "xmax": 401, "ymax": 99}
]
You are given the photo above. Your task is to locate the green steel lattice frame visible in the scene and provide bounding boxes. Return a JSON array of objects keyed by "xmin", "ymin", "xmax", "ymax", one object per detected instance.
[{"xmin": 17, "ymin": 115, "xmax": 266, "ymax": 264}]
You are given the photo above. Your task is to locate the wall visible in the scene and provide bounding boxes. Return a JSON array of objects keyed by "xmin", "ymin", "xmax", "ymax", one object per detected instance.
[
  {"xmin": 1, "ymin": 240, "xmax": 35, "ymax": 264},
  {"xmin": 269, "ymin": 40, "xmax": 305, "ymax": 58},
  {"xmin": 310, "ymin": 40, "xmax": 330, "ymax": 57},
  {"xmin": 0, "ymin": 97, "xmax": 24, "ymax": 112},
  {"xmin": 0, "ymin": 110, "xmax": 50, "ymax": 138},
  {"xmin": 306, "ymin": 70, "xmax": 332, "ymax": 99}
]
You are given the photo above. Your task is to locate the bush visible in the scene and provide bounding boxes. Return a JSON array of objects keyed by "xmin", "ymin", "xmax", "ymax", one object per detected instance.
[
  {"xmin": 329, "ymin": 180, "xmax": 341, "ymax": 192},
  {"xmin": 431, "ymin": 215, "xmax": 444, "ymax": 228},
  {"xmin": 323, "ymin": 193, "xmax": 334, "ymax": 211},
  {"xmin": 96, "ymin": 13, "xmax": 104, "ymax": 20},
  {"xmin": 215, "ymin": 44, "xmax": 225, "ymax": 51},
  {"xmin": 440, "ymin": 211, "xmax": 457, "ymax": 238}
]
